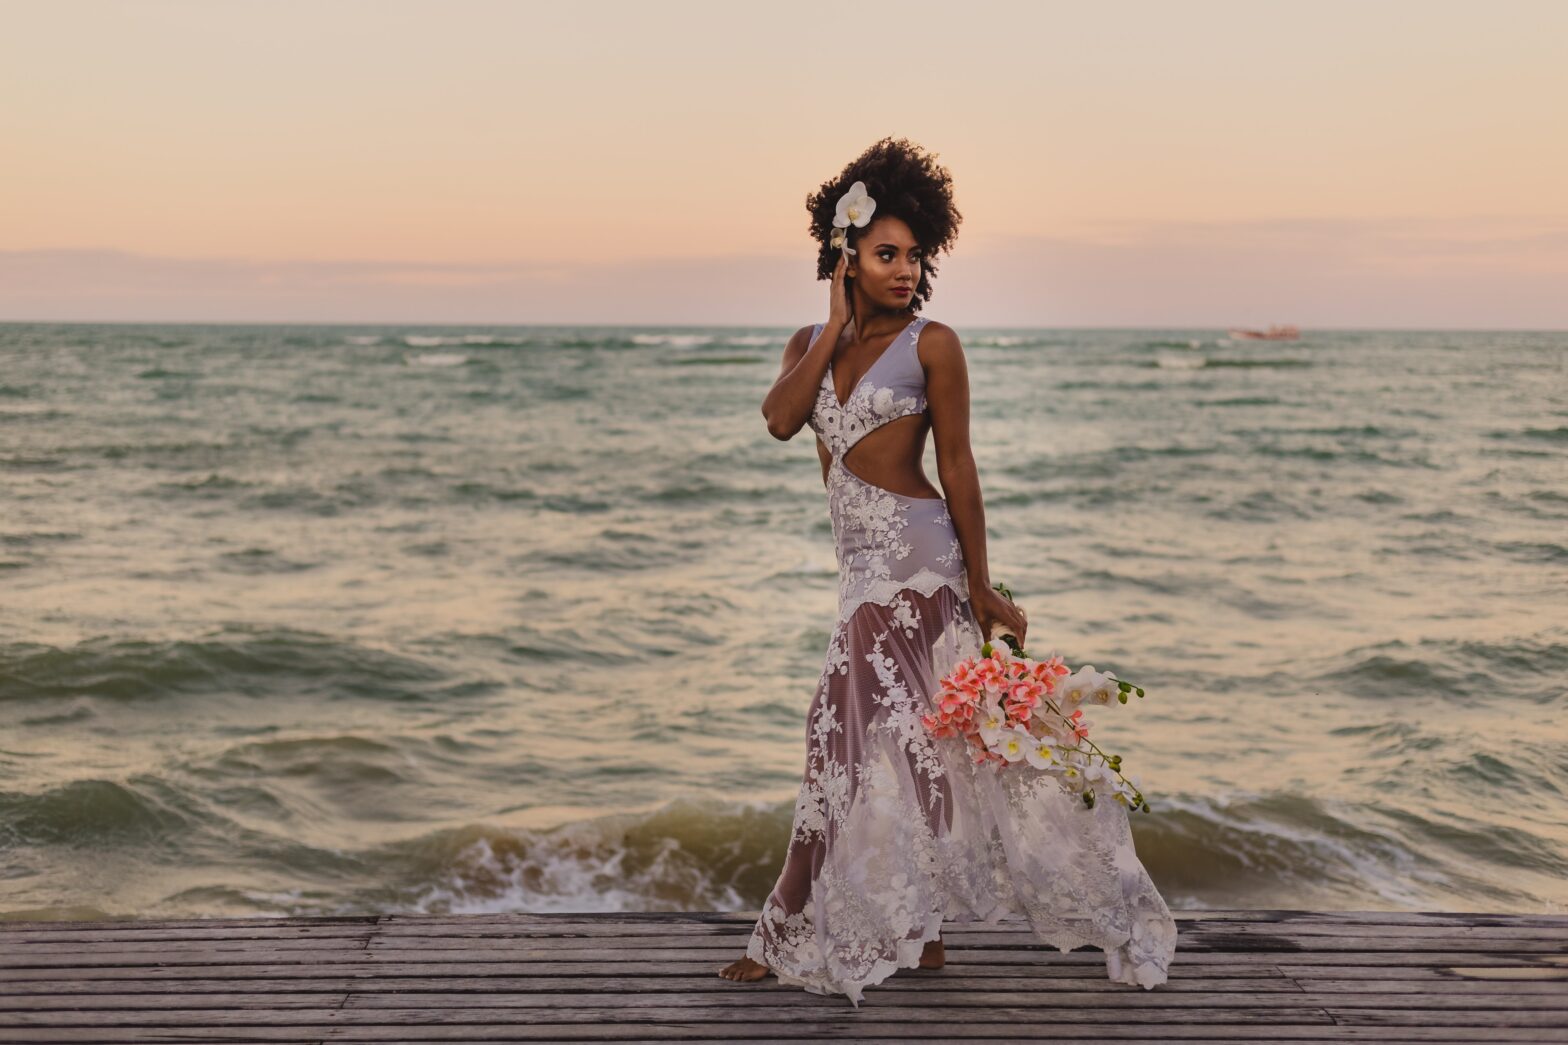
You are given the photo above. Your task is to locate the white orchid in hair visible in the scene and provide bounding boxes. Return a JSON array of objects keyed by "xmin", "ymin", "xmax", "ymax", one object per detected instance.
[{"xmin": 831, "ymin": 180, "xmax": 876, "ymax": 255}]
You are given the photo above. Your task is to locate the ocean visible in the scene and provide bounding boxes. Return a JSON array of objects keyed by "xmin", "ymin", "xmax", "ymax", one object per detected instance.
[{"xmin": 1, "ymin": 321, "xmax": 1563, "ymax": 922}]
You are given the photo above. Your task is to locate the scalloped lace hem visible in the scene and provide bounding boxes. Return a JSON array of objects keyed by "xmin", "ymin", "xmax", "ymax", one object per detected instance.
[
  {"xmin": 839, "ymin": 568, "xmax": 969, "ymax": 623},
  {"xmin": 747, "ymin": 908, "xmax": 947, "ymax": 1009},
  {"xmin": 745, "ymin": 893, "xmax": 1174, "ymax": 1007}
]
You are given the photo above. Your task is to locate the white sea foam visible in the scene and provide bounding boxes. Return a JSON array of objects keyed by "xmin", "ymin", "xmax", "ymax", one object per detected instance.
[
  {"xmin": 410, "ymin": 821, "xmax": 747, "ymax": 916},
  {"xmin": 405, "ymin": 352, "xmax": 468, "ymax": 367},
  {"xmin": 404, "ymin": 334, "xmax": 527, "ymax": 348},
  {"xmin": 631, "ymin": 334, "xmax": 714, "ymax": 348}
]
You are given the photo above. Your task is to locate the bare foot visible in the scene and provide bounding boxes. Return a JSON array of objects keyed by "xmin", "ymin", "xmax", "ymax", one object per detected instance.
[
  {"xmin": 718, "ymin": 955, "xmax": 771, "ymax": 982},
  {"xmin": 919, "ymin": 931, "xmax": 945, "ymax": 969}
]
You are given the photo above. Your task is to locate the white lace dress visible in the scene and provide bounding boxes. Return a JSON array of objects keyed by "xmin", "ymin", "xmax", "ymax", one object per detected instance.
[{"xmin": 745, "ymin": 315, "xmax": 1177, "ymax": 1007}]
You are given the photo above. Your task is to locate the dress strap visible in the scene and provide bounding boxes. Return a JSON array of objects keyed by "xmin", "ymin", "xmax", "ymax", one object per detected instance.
[{"xmin": 906, "ymin": 315, "xmax": 929, "ymax": 358}]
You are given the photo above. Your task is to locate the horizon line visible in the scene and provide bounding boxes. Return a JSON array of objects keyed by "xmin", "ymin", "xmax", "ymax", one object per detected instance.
[{"xmin": 3, "ymin": 318, "xmax": 1563, "ymax": 334}]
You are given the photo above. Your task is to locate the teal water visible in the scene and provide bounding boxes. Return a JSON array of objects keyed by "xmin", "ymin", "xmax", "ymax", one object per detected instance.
[{"xmin": 1, "ymin": 322, "xmax": 1564, "ymax": 921}]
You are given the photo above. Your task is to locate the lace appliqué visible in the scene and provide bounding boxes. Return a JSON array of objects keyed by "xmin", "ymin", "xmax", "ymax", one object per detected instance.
[
  {"xmin": 832, "ymin": 463, "xmax": 914, "ymax": 562},
  {"xmin": 864, "ymin": 626, "xmax": 950, "ymax": 811},
  {"xmin": 811, "ymin": 368, "xmax": 924, "ymax": 461},
  {"xmin": 791, "ymin": 697, "xmax": 847, "ymax": 843},
  {"xmin": 823, "ymin": 624, "xmax": 850, "ymax": 678},
  {"xmin": 840, "ymin": 565, "xmax": 968, "ymax": 624}
]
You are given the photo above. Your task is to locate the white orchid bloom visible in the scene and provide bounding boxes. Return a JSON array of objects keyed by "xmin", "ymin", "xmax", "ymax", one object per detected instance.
[
  {"xmin": 992, "ymin": 724, "xmax": 1032, "ymax": 764},
  {"xmin": 1024, "ymin": 735, "xmax": 1058, "ymax": 770},
  {"xmin": 976, "ymin": 693, "xmax": 1010, "ymax": 748},
  {"xmin": 831, "ymin": 180, "xmax": 876, "ymax": 255},
  {"xmin": 1058, "ymin": 667, "xmax": 1095, "ymax": 706},
  {"xmin": 834, "ymin": 181, "xmax": 876, "ymax": 228},
  {"xmin": 1063, "ymin": 665, "xmax": 1111, "ymax": 706}
]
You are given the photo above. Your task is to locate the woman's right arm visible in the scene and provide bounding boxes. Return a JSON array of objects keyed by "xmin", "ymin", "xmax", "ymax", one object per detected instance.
[
  {"xmin": 760, "ymin": 320, "xmax": 841, "ymax": 440},
  {"xmin": 761, "ymin": 251, "xmax": 852, "ymax": 440}
]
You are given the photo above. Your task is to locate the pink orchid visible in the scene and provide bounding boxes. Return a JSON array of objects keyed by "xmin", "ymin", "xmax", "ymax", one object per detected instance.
[{"xmin": 924, "ymin": 637, "xmax": 1150, "ymax": 812}]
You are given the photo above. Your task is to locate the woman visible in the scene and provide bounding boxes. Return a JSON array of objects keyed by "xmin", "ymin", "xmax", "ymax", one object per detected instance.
[{"xmin": 719, "ymin": 138, "xmax": 1175, "ymax": 1007}]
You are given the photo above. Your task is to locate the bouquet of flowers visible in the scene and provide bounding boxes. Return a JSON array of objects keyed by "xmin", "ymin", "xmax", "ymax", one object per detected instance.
[{"xmin": 920, "ymin": 582, "xmax": 1153, "ymax": 812}]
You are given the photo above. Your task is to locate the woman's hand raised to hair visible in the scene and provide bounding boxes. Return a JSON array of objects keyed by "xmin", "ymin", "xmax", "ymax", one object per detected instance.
[{"xmin": 827, "ymin": 250, "xmax": 853, "ymax": 331}]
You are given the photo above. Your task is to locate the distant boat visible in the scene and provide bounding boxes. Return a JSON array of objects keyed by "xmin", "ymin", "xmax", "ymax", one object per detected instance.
[{"xmin": 1226, "ymin": 324, "xmax": 1301, "ymax": 341}]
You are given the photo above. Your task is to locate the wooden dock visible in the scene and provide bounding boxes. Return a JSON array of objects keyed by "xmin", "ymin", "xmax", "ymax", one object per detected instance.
[{"xmin": 1, "ymin": 909, "xmax": 1565, "ymax": 1042}]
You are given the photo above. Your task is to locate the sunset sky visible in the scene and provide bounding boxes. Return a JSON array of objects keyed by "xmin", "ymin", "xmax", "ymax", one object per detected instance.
[{"xmin": 3, "ymin": 0, "xmax": 1565, "ymax": 327}]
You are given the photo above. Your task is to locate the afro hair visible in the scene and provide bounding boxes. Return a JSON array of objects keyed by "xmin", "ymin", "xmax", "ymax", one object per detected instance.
[{"xmin": 806, "ymin": 137, "xmax": 962, "ymax": 313}]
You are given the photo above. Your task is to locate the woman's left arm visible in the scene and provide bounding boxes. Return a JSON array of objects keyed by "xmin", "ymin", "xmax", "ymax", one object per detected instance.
[{"xmin": 922, "ymin": 322, "xmax": 1028, "ymax": 646}]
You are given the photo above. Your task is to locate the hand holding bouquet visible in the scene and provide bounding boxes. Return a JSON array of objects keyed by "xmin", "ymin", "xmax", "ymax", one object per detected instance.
[{"xmin": 920, "ymin": 582, "xmax": 1153, "ymax": 812}]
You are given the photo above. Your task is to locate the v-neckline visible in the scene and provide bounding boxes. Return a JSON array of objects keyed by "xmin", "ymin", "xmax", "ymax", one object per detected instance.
[{"xmin": 825, "ymin": 316, "xmax": 920, "ymax": 410}]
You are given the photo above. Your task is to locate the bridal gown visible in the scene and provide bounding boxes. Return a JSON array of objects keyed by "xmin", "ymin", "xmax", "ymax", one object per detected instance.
[{"xmin": 744, "ymin": 314, "xmax": 1177, "ymax": 1007}]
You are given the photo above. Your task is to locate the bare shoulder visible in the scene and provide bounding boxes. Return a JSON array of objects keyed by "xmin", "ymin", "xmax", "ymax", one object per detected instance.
[
  {"xmin": 915, "ymin": 319, "xmax": 966, "ymax": 371},
  {"xmin": 782, "ymin": 323, "xmax": 819, "ymax": 361},
  {"xmin": 774, "ymin": 324, "xmax": 817, "ymax": 375}
]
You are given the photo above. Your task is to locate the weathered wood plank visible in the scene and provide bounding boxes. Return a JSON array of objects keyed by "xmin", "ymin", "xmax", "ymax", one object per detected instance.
[
  {"xmin": 0, "ymin": 915, "xmax": 377, "ymax": 932},
  {"xmin": 2, "ymin": 952, "xmax": 1558, "ymax": 984},
  {"xmin": 0, "ymin": 973, "xmax": 1300, "ymax": 997},
  {"xmin": 5, "ymin": 949, "xmax": 1560, "ymax": 977},
  {"xmin": 0, "ymin": 1004, "xmax": 1343, "ymax": 1025},
  {"xmin": 1178, "ymin": 923, "xmax": 1568, "ymax": 940},
  {"xmin": 4, "ymin": 908, "xmax": 1560, "ymax": 932},
  {"xmin": 6, "ymin": 928, "xmax": 373, "ymax": 953},
  {"xmin": 338, "ymin": 925, "xmax": 1568, "ymax": 945},
  {"xmin": 37, "ymin": 987, "xmax": 1567, "ymax": 1012},
  {"xmin": 343, "ymin": 989, "xmax": 1565, "ymax": 1012},
  {"xmin": 6, "ymin": 940, "xmax": 1564, "ymax": 975},
  {"xmin": 9, "ymin": 1023, "xmax": 1568, "ymax": 1041},
  {"xmin": 1326, "ymin": 1009, "xmax": 1568, "ymax": 1028},
  {"xmin": 3, "ymin": 966, "xmax": 1555, "ymax": 997},
  {"xmin": 0, "ymin": 926, "xmax": 384, "ymax": 945},
  {"xmin": 4, "ymin": 910, "xmax": 1562, "ymax": 943}
]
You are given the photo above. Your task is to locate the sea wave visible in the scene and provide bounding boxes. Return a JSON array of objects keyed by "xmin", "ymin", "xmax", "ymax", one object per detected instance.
[
  {"xmin": 402, "ymin": 334, "xmax": 530, "ymax": 348},
  {"xmin": 11, "ymin": 786, "xmax": 1558, "ymax": 920},
  {"xmin": 630, "ymin": 333, "xmax": 714, "ymax": 348},
  {"xmin": 0, "ymin": 629, "xmax": 455, "ymax": 704},
  {"xmin": 1308, "ymin": 633, "xmax": 1568, "ymax": 704},
  {"xmin": 405, "ymin": 352, "xmax": 469, "ymax": 367},
  {"xmin": 402, "ymin": 797, "xmax": 776, "ymax": 915}
]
